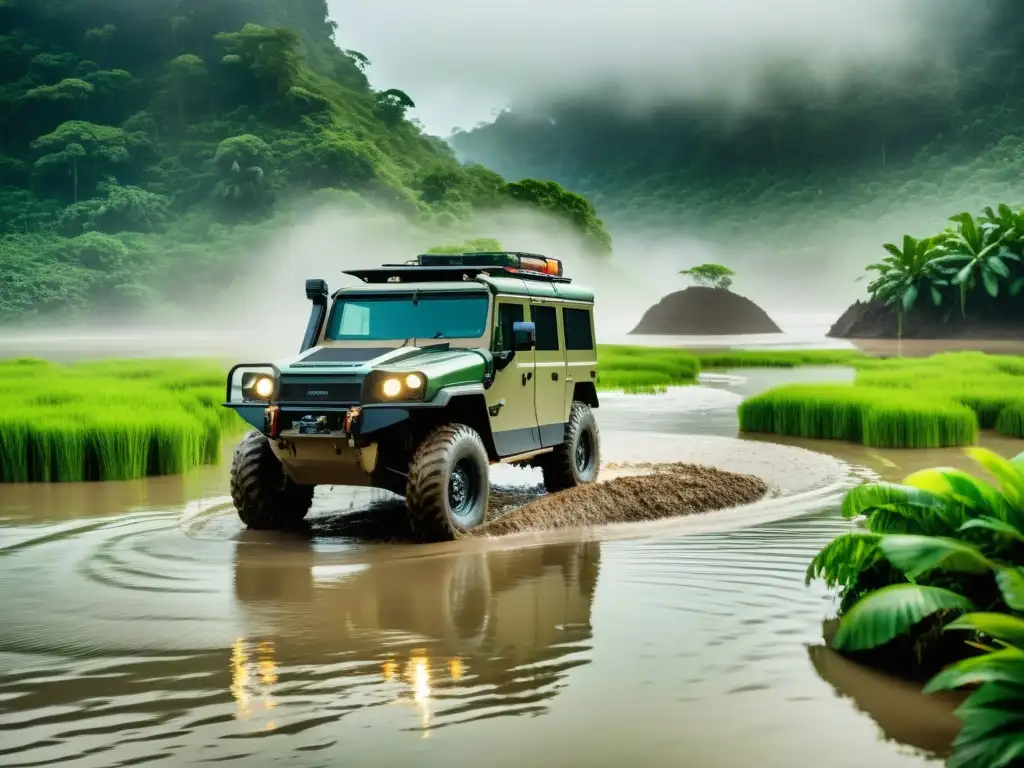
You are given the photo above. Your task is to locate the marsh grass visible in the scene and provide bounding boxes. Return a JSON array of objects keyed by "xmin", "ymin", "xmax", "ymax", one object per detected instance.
[
  {"xmin": 0, "ymin": 358, "xmax": 241, "ymax": 483},
  {"xmin": 595, "ymin": 346, "xmax": 701, "ymax": 393},
  {"xmin": 739, "ymin": 352, "xmax": 1024, "ymax": 447}
]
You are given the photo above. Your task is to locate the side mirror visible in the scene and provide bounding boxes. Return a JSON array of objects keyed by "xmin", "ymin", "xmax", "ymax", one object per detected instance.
[{"xmin": 512, "ymin": 321, "xmax": 536, "ymax": 351}]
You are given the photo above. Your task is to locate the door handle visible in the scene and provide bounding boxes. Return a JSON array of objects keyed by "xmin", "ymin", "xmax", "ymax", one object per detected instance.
[
  {"xmin": 521, "ymin": 371, "xmax": 533, "ymax": 385},
  {"xmin": 552, "ymin": 372, "xmax": 559, "ymax": 381},
  {"xmin": 567, "ymin": 376, "xmax": 574, "ymax": 382}
]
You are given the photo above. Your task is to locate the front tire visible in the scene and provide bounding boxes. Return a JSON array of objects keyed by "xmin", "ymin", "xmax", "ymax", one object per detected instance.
[
  {"xmin": 406, "ymin": 424, "xmax": 490, "ymax": 542},
  {"xmin": 541, "ymin": 401, "xmax": 600, "ymax": 493},
  {"xmin": 230, "ymin": 430, "xmax": 315, "ymax": 530}
]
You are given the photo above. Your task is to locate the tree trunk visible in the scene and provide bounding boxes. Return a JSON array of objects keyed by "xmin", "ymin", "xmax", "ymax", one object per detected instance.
[{"xmin": 72, "ymin": 159, "xmax": 79, "ymax": 202}]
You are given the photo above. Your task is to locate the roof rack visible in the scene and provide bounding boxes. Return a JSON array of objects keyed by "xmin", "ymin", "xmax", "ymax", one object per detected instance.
[{"xmin": 343, "ymin": 251, "xmax": 572, "ymax": 284}]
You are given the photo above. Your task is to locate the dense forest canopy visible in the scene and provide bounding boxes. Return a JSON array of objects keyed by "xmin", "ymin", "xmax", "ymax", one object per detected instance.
[
  {"xmin": 0, "ymin": 0, "xmax": 609, "ymax": 324},
  {"xmin": 450, "ymin": 0, "xmax": 1024, "ymax": 241}
]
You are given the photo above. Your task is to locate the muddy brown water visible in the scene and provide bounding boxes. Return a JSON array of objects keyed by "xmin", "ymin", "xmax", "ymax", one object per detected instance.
[{"xmin": 1, "ymin": 360, "xmax": 1013, "ymax": 767}]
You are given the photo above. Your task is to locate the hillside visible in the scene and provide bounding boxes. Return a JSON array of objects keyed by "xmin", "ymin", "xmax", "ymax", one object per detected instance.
[
  {"xmin": 0, "ymin": 0, "xmax": 609, "ymax": 323},
  {"xmin": 450, "ymin": 0, "xmax": 1024, "ymax": 244}
]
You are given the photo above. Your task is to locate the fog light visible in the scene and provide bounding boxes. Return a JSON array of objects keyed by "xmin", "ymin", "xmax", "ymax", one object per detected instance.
[
  {"xmin": 405, "ymin": 373, "xmax": 422, "ymax": 389},
  {"xmin": 382, "ymin": 378, "xmax": 402, "ymax": 397}
]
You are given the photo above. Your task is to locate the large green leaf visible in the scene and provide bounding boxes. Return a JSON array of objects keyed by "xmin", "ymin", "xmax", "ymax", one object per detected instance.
[
  {"xmin": 983, "ymin": 268, "xmax": 1000, "ymax": 298},
  {"xmin": 948, "ymin": 690, "xmax": 1024, "ymax": 768},
  {"xmin": 924, "ymin": 647, "xmax": 1024, "ymax": 693},
  {"xmin": 966, "ymin": 447, "xmax": 1024, "ymax": 516},
  {"xmin": 832, "ymin": 583, "xmax": 974, "ymax": 652},
  {"xmin": 902, "ymin": 283, "xmax": 918, "ymax": 310},
  {"xmin": 959, "ymin": 517, "xmax": 1024, "ymax": 545},
  {"xmin": 945, "ymin": 613, "xmax": 1024, "ymax": 649},
  {"xmin": 804, "ymin": 531, "xmax": 881, "ymax": 588},
  {"xmin": 996, "ymin": 568, "xmax": 1024, "ymax": 611},
  {"xmin": 904, "ymin": 466, "xmax": 1005, "ymax": 515},
  {"xmin": 878, "ymin": 535, "xmax": 997, "ymax": 579},
  {"xmin": 987, "ymin": 254, "xmax": 1011, "ymax": 277},
  {"xmin": 841, "ymin": 481, "xmax": 957, "ymax": 523}
]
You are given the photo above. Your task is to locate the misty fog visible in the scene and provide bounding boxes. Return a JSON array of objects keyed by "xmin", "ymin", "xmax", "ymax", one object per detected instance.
[
  {"xmin": 330, "ymin": 0, "xmax": 977, "ymax": 133},
  {"xmin": 0, "ymin": 0, "xmax": 994, "ymax": 356}
]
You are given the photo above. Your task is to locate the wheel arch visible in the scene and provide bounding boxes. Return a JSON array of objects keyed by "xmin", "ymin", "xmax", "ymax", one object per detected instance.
[
  {"xmin": 411, "ymin": 391, "xmax": 499, "ymax": 461},
  {"xmin": 573, "ymin": 381, "xmax": 599, "ymax": 408}
]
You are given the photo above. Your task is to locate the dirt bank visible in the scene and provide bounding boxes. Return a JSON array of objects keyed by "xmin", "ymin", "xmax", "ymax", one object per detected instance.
[
  {"xmin": 630, "ymin": 287, "xmax": 782, "ymax": 335},
  {"xmin": 473, "ymin": 463, "xmax": 770, "ymax": 537},
  {"xmin": 829, "ymin": 299, "xmax": 1024, "ymax": 339}
]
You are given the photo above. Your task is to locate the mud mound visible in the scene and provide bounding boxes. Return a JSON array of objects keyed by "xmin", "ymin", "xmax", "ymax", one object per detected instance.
[
  {"xmin": 630, "ymin": 287, "xmax": 781, "ymax": 335},
  {"xmin": 473, "ymin": 463, "xmax": 770, "ymax": 537},
  {"xmin": 829, "ymin": 299, "xmax": 1024, "ymax": 339}
]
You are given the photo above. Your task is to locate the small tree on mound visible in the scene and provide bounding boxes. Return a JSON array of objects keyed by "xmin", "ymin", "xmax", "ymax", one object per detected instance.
[{"xmin": 680, "ymin": 263, "xmax": 734, "ymax": 290}]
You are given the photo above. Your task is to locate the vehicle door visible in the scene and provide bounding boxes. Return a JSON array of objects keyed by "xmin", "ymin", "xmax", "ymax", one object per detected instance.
[
  {"xmin": 530, "ymin": 300, "xmax": 568, "ymax": 446},
  {"xmin": 561, "ymin": 304, "xmax": 597, "ymax": 413},
  {"xmin": 486, "ymin": 296, "xmax": 540, "ymax": 456}
]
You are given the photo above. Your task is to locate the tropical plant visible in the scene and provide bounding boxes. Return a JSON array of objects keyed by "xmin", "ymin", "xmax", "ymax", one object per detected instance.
[
  {"xmin": 680, "ymin": 263, "xmax": 735, "ymax": 290},
  {"xmin": 807, "ymin": 447, "xmax": 1024, "ymax": 768},
  {"xmin": 866, "ymin": 234, "xmax": 947, "ymax": 336},
  {"xmin": 927, "ymin": 212, "xmax": 1019, "ymax": 315}
]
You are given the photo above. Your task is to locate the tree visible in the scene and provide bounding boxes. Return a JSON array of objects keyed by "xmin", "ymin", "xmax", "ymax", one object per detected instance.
[
  {"xmin": 865, "ymin": 235, "xmax": 947, "ymax": 338},
  {"xmin": 166, "ymin": 54, "xmax": 208, "ymax": 120},
  {"xmin": 680, "ymin": 263, "xmax": 735, "ymax": 290},
  {"xmin": 374, "ymin": 88, "xmax": 415, "ymax": 127},
  {"xmin": 20, "ymin": 78, "xmax": 95, "ymax": 117},
  {"xmin": 344, "ymin": 50, "xmax": 370, "ymax": 71},
  {"xmin": 500, "ymin": 178, "xmax": 612, "ymax": 252},
  {"xmin": 928, "ymin": 212, "xmax": 1018, "ymax": 316},
  {"xmin": 30, "ymin": 120, "xmax": 130, "ymax": 202},
  {"xmin": 216, "ymin": 24, "xmax": 300, "ymax": 97},
  {"xmin": 212, "ymin": 134, "xmax": 271, "ymax": 210}
]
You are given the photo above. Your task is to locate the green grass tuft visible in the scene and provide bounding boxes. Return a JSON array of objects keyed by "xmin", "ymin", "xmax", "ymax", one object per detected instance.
[
  {"xmin": 0, "ymin": 358, "xmax": 243, "ymax": 483},
  {"xmin": 739, "ymin": 352, "xmax": 1024, "ymax": 448},
  {"xmin": 595, "ymin": 346, "xmax": 700, "ymax": 392}
]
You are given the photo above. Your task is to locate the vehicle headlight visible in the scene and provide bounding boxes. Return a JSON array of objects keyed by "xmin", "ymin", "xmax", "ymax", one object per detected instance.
[
  {"xmin": 242, "ymin": 372, "xmax": 275, "ymax": 400},
  {"xmin": 368, "ymin": 371, "xmax": 426, "ymax": 402}
]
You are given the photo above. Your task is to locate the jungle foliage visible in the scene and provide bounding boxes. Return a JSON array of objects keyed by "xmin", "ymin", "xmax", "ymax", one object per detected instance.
[
  {"xmin": 807, "ymin": 451, "xmax": 1024, "ymax": 768},
  {"xmin": 450, "ymin": 0, "xmax": 1024, "ymax": 245},
  {"xmin": 865, "ymin": 204, "xmax": 1024, "ymax": 333},
  {"xmin": 0, "ymin": 0, "xmax": 609, "ymax": 323}
]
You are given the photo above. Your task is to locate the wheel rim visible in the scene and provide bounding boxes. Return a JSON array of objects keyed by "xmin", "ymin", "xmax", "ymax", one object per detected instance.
[
  {"xmin": 449, "ymin": 458, "xmax": 478, "ymax": 519},
  {"xmin": 575, "ymin": 429, "xmax": 593, "ymax": 474}
]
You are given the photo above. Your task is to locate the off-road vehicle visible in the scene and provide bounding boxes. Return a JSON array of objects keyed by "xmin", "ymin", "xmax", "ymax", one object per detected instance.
[{"xmin": 223, "ymin": 251, "xmax": 601, "ymax": 541}]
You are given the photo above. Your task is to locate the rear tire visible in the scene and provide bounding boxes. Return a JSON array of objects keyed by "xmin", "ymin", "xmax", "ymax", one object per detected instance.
[
  {"xmin": 406, "ymin": 423, "xmax": 490, "ymax": 542},
  {"xmin": 230, "ymin": 430, "xmax": 315, "ymax": 530},
  {"xmin": 541, "ymin": 401, "xmax": 600, "ymax": 493}
]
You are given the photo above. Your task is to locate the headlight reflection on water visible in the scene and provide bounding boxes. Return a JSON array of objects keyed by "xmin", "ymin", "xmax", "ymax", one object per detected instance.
[
  {"xmin": 230, "ymin": 638, "xmax": 279, "ymax": 732},
  {"xmin": 228, "ymin": 641, "xmax": 466, "ymax": 737},
  {"xmin": 380, "ymin": 653, "xmax": 467, "ymax": 737}
]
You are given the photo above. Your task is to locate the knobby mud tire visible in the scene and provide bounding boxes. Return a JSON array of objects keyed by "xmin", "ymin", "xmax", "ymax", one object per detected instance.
[
  {"xmin": 541, "ymin": 401, "xmax": 601, "ymax": 493},
  {"xmin": 406, "ymin": 423, "xmax": 490, "ymax": 543},
  {"xmin": 230, "ymin": 430, "xmax": 315, "ymax": 530}
]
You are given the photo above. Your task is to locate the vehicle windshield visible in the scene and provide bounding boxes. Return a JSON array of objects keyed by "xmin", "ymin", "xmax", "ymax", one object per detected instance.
[{"xmin": 324, "ymin": 292, "xmax": 490, "ymax": 341}]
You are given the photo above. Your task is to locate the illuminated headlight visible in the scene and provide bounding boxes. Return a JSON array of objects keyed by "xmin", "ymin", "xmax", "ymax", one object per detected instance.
[
  {"xmin": 241, "ymin": 372, "xmax": 275, "ymax": 400},
  {"xmin": 373, "ymin": 371, "xmax": 426, "ymax": 401}
]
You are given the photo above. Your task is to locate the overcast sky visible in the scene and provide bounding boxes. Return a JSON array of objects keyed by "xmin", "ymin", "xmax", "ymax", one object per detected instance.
[{"xmin": 327, "ymin": 0, "xmax": 977, "ymax": 136}]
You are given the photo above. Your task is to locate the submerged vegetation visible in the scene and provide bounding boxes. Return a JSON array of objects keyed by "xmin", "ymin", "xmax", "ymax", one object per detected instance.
[
  {"xmin": 0, "ymin": 0, "xmax": 609, "ymax": 324},
  {"xmin": 740, "ymin": 352, "xmax": 1024, "ymax": 448},
  {"xmin": 807, "ymin": 450, "xmax": 1024, "ymax": 768},
  {"xmin": 0, "ymin": 357, "xmax": 240, "ymax": 482}
]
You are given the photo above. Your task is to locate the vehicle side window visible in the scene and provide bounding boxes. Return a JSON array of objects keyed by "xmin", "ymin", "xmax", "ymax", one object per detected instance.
[
  {"xmin": 563, "ymin": 307, "xmax": 594, "ymax": 350},
  {"xmin": 494, "ymin": 302, "xmax": 525, "ymax": 352},
  {"xmin": 532, "ymin": 305, "xmax": 560, "ymax": 351}
]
